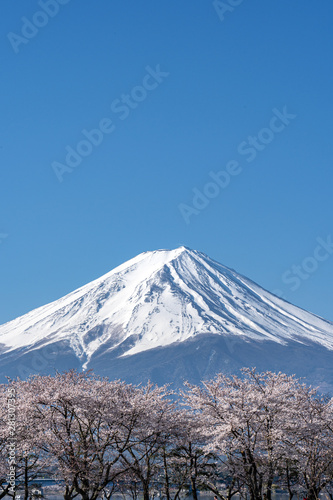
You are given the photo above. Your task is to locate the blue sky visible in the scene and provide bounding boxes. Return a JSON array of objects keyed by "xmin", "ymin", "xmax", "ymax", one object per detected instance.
[{"xmin": 0, "ymin": 1, "xmax": 333, "ymax": 325}]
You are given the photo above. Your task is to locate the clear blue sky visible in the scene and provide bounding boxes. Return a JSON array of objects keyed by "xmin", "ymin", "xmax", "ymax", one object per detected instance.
[{"xmin": 1, "ymin": 1, "xmax": 333, "ymax": 325}]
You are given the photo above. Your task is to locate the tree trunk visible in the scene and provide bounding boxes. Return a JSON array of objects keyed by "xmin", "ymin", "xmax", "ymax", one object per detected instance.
[
  {"xmin": 163, "ymin": 449, "xmax": 170, "ymax": 500},
  {"xmin": 227, "ymin": 478, "xmax": 236, "ymax": 500},
  {"xmin": 307, "ymin": 486, "xmax": 319, "ymax": 500},
  {"xmin": 190, "ymin": 476, "xmax": 198, "ymax": 500},
  {"xmin": 248, "ymin": 463, "xmax": 261, "ymax": 500},
  {"xmin": 143, "ymin": 482, "xmax": 150, "ymax": 500},
  {"xmin": 78, "ymin": 492, "xmax": 90, "ymax": 500},
  {"xmin": 266, "ymin": 477, "xmax": 273, "ymax": 500},
  {"xmin": 24, "ymin": 457, "xmax": 29, "ymax": 500},
  {"xmin": 63, "ymin": 484, "xmax": 77, "ymax": 500}
]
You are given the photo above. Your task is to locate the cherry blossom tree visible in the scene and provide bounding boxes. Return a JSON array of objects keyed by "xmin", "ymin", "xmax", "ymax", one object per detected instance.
[
  {"xmin": 182, "ymin": 369, "xmax": 313, "ymax": 500},
  {"xmin": 18, "ymin": 371, "xmax": 147, "ymax": 500},
  {"xmin": 1, "ymin": 367, "xmax": 333, "ymax": 500},
  {"xmin": 117, "ymin": 382, "xmax": 177, "ymax": 500},
  {"xmin": 0, "ymin": 382, "xmax": 12, "ymax": 499},
  {"xmin": 7, "ymin": 377, "xmax": 56, "ymax": 500},
  {"xmin": 284, "ymin": 391, "xmax": 333, "ymax": 500},
  {"xmin": 162, "ymin": 409, "xmax": 219, "ymax": 500}
]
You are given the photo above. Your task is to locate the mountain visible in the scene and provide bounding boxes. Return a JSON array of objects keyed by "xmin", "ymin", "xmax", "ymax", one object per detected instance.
[{"xmin": 1, "ymin": 247, "xmax": 333, "ymax": 391}]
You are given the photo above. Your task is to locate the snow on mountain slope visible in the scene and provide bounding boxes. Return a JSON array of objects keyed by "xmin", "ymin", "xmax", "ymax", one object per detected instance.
[{"xmin": 1, "ymin": 247, "xmax": 333, "ymax": 371}]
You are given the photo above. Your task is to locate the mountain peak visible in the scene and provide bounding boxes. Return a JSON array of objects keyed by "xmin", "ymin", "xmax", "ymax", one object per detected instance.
[
  {"xmin": 137, "ymin": 245, "xmax": 193, "ymax": 260},
  {"xmin": 1, "ymin": 247, "xmax": 333, "ymax": 378}
]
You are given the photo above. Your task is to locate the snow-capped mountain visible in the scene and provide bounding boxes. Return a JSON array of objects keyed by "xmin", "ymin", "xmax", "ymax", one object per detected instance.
[{"xmin": 1, "ymin": 247, "xmax": 333, "ymax": 390}]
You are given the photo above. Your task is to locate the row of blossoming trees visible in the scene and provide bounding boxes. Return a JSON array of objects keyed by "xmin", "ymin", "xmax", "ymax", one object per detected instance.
[{"xmin": 1, "ymin": 368, "xmax": 333, "ymax": 500}]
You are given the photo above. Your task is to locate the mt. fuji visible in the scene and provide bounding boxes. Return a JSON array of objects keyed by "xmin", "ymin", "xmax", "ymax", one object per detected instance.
[{"xmin": 1, "ymin": 247, "xmax": 333, "ymax": 391}]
